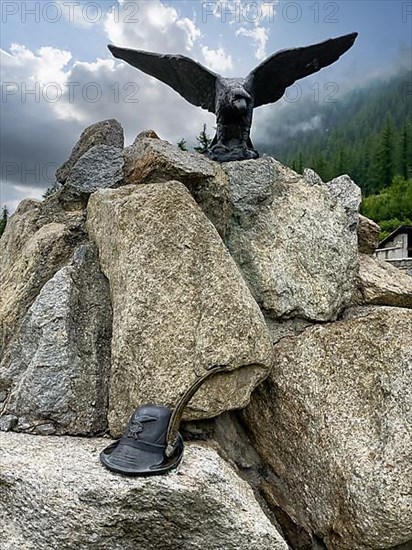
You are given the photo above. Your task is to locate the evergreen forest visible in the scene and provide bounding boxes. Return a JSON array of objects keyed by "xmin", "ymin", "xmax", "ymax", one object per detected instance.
[{"xmin": 258, "ymin": 70, "xmax": 412, "ymax": 238}]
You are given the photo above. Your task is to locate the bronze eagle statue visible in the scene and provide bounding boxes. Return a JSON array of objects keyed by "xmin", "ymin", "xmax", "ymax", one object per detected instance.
[{"xmin": 108, "ymin": 32, "xmax": 357, "ymax": 162}]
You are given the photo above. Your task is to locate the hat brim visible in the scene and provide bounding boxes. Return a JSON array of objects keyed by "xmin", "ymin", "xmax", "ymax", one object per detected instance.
[{"xmin": 100, "ymin": 434, "xmax": 184, "ymax": 477}]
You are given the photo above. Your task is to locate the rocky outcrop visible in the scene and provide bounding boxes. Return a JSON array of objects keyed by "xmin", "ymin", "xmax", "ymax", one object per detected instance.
[
  {"xmin": 356, "ymin": 254, "xmax": 412, "ymax": 308},
  {"xmin": 224, "ymin": 159, "xmax": 360, "ymax": 321},
  {"xmin": 87, "ymin": 181, "xmax": 272, "ymax": 437},
  {"xmin": 0, "ymin": 196, "xmax": 86, "ymax": 352},
  {"xmin": 124, "ymin": 139, "xmax": 360, "ymax": 322},
  {"xmin": 326, "ymin": 174, "xmax": 361, "ymax": 229},
  {"xmin": 124, "ymin": 135, "xmax": 230, "ymax": 238},
  {"xmin": 2, "ymin": 122, "xmax": 411, "ymax": 550},
  {"xmin": 242, "ymin": 306, "xmax": 412, "ymax": 550},
  {"xmin": 0, "ymin": 245, "xmax": 112, "ymax": 435},
  {"xmin": 357, "ymin": 214, "xmax": 380, "ymax": 254},
  {"xmin": 56, "ymin": 119, "xmax": 124, "ymax": 184},
  {"xmin": 60, "ymin": 145, "xmax": 124, "ymax": 209},
  {"xmin": 0, "ymin": 432, "xmax": 288, "ymax": 550}
]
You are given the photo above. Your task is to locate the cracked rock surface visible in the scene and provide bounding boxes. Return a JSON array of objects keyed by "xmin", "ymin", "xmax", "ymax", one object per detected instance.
[
  {"xmin": 0, "ymin": 245, "xmax": 112, "ymax": 435},
  {"xmin": 243, "ymin": 306, "xmax": 412, "ymax": 550},
  {"xmin": 87, "ymin": 181, "xmax": 272, "ymax": 436},
  {"xmin": 0, "ymin": 432, "xmax": 288, "ymax": 550}
]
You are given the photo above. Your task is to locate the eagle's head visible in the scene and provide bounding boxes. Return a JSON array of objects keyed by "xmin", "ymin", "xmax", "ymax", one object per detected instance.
[
  {"xmin": 217, "ymin": 78, "xmax": 252, "ymax": 115},
  {"xmin": 232, "ymin": 90, "xmax": 251, "ymax": 113}
]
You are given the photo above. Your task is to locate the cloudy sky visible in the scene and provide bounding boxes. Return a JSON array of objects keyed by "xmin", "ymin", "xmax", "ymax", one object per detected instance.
[{"xmin": 1, "ymin": 0, "xmax": 411, "ymax": 211}]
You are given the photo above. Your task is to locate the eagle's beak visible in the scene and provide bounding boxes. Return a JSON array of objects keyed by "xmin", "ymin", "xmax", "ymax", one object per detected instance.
[{"xmin": 233, "ymin": 98, "xmax": 247, "ymax": 112}]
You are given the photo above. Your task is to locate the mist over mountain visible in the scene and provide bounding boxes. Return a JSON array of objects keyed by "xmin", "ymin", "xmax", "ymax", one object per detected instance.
[{"xmin": 256, "ymin": 69, "xmax": 412, "ymax": 197}]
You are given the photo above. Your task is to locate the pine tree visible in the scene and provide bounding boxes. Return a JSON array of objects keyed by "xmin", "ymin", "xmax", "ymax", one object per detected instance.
[
  {"xmin": 0, "ymin": 205, "xmax": 9, "ymax": 237},
  {"xmin": 312, "ymin": 153, "xmax": 326, "ymax": 180},
  {"xmin": 43, "ymin": 183, "xmax": 60, "ymax": 198},
  {"xmin": 374, "ymin": 113, "xmax": 395, "ymax": 191},
  {"xmin": 194, "ymin": 124, "xmax": 212, "ymax": 154},
  {"xmin": 400, "ymin": 121, "xmax": 412, "ymax": 180},
  {"xmin": 381, "ymin": 115, "xmax": 395, "ymax": 186},
  {"xmin": 177, "ymin": 138, "xmax": 188, "ymax": 151},
  {"xmin": 297, "ymin": 152, "xmax": 304, "ymax": 174},
  {"xmin": 335, "ymin": 146, "xmax": 347, "ymax": 175},
  {"xmin": 361, "ymin": 147, "xmax": 372, "ymax": 194}
]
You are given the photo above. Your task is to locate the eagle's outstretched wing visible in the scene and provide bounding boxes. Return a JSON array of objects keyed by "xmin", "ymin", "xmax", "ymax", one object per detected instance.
[
  {"xmin": 108, "ymin": 45, "xmax": 218, "ymax": 113},
  {"xmin": 245, "ymin": 32, "xmax": 358, "ymax": 108}
]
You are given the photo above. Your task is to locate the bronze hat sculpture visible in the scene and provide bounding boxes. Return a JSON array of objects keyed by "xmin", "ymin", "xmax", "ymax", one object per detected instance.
[
  {"xmin": 100, "ymin": 365, "xmax": 230, "ymax": 476},
  {"xmin": 108, "ymin": 32, "xmax": 357, "ymax": 162}
]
